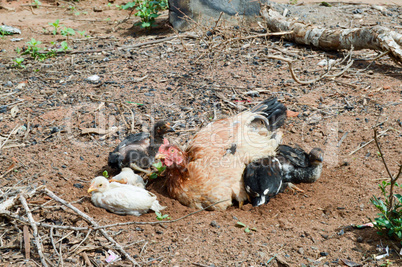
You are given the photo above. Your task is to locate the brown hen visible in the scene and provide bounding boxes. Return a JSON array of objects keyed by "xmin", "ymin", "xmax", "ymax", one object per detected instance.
[{"xmin": 156, "ymin": 97, "xmax": 287, "ymax": 210}]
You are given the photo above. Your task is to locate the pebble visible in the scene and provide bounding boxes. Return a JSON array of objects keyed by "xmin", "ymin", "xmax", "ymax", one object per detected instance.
[
  {"xmin": 320, "ymin": 252, "xmax": 328, "ymax": 256},
  {"xmin": 80, "ymin": 156, "xmax": 84, "ymax": 161},
  {"xmin": 51, "ymin": 127, "xmax": 60, "ymax": 134},
  {"xmin": 357, "ymin": 236, "xmax": 364, "ymax": 243},
  {"xmin": 0, "ymin": 106, "xmax": 7, "ymax": 113},
  {"xmin": 298, "ymin": 248, "xmax": 304, "ymax": 254},
  {"xmin": 73, "ymin": 183, "xmax": 84, "ymax": 189},
  {"xmin": 210, "ymin": 220, "xmax": 220, "ymax": 228}
]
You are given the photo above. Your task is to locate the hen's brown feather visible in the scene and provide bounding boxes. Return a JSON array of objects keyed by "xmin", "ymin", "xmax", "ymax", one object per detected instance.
[{"xmin": 159, "ymin": 98, "xmax": 287, "ymax": 210}]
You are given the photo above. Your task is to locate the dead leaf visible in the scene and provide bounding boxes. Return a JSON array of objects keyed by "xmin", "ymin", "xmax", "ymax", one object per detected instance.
[
  {"xmin": 6, "ymin": 162, "xmax": 16, "ymax": 172},
  {"xmin": 286, "ymin": 110, "xmax": 299, "ymax": 117},
  {"xmin": 383, "ymin": 85, "xmax": 391, "ymax": 90},
  {"xmin": 341, "ymin": 258, "xmax": 362, "ymax": 267},
  {"xmin": 17, "ymin": 81, "xmax": 27, "ymax": 89},
  {"xmin": 10, "ymin": 105, "xmax": 19, "ymax": 117}
]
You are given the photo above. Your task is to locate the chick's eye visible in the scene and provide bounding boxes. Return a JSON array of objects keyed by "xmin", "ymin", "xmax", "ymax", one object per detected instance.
[
  {"xmin": 170, "ymin": 149, "xmax": 175, "ymax": 153},
  {"xmin": 99, "ymin": 184, "xmax": 103, "ymax": 186}
]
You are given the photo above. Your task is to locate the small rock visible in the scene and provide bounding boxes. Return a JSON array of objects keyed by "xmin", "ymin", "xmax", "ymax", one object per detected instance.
[
  {"xmin": 0, "ymin": 25, "xmax": 21, "ymax": 34},
  {"xmin": 135, "ymin": 227, "xmax": 143, "ymax": 231},
  {"xmin": 298, "ymin": 248, "xmax": 304, "ymax": 255},
  {"xmin": 232, "ymin": 216, "xmax": 238, "ymax": 220},
  {"xmin": 321, "ymin": 234, "xmax": 329, "ymax": 239},
  {"xmin": 144, "ymin": 92, "xmax": 155, "ymax": 97},
  {"xmin": 80, "ymin": 156, "xmax": 84, "ymax": 161},
  {"xmin": 156, "ymin": 230, "xmax": 163, "ymax": 235},
  {"xmin": 320, "ymin": 252, "xmax": 328, "ymax": 256},
  {"xmin": 357, "ymin": 236, "xmax": 364, "ymax": 243},
  {"xmin": 51, "ymin": 127, "xmax": 59, "ymax": 134},
  {"xmin": 210, "ymin": 220, "xmax": 220, "ymax": 228},
  {"xmin": 4, "ymin": 81, "xmax": 13, "ymax": 87},
  {"xmin": 73, "ymin": 183, "xmax": 84, "ymax": 189},
  {"xmin": 0, "ymin": 106, "xmax": 7, "ymax": 113},
  {"xmin": 86, "ymin": 75, "xmax": 100, "ymax": 82},
  {"xmin": 61, "ymin": 165, "xmax": 67, "ymax": 168},
  {"xmin": 93, "ymin": 7, "xmax": 103, "ymax": 12}
]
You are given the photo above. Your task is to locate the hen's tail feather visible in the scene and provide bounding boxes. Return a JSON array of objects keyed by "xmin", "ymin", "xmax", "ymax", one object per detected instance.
[
  {"xmin": 151, "ymin": 200, "xmax": 166, "ymax": 212},
  {"xmin": 251, "ymin": 97, "xmax": 287, "ymax": 131}
]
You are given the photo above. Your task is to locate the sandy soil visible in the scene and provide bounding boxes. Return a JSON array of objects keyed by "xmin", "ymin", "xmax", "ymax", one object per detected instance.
[{"xmin": 0, "ymin": 0, "xmax": 401, "ymax": 266}]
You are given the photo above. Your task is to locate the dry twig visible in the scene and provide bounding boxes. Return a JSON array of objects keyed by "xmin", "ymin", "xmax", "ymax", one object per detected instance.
[
  {"xmin": 44, "ymin": 188, "xmax": 139, "ymax": 266},
  {"xmin": 374, "ymin": 130, "xmax": 402, "ymax": 210},
  {"xmin": 19, "ymin": 195, "xmax": 48, "ymax": 267}
]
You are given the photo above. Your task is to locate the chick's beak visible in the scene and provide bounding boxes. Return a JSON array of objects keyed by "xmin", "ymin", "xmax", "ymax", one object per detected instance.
[
  {"xmin": 87, "ymin": 185, "xmax": 97, "ymax": 193},
  {"xmin": 166, "ymin": 127, "xmax": 175, "ymax": 133}
]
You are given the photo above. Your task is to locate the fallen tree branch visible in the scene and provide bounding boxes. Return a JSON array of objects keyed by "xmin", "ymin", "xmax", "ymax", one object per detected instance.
[
  {"xmin": 44, "ymin": 188, "xmax": 139, "ymax": 266},
  {"xmin": 261, "ymin": 5, "xmax": 402, "ymax": 65}
]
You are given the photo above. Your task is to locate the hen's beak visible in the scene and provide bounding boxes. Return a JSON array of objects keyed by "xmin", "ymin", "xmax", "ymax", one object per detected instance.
[
  {"xmin": 87, "ymin": 185, "xmax": 97, "ymax": 193},
  {"xmin": 155, "ymin": 153, "xmax": 166, "ymax": 160}
]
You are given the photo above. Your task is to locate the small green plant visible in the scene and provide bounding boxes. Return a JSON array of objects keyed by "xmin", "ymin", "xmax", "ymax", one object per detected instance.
[
  {"xmin": 122, "ymin": 0, "xmax": 168, "ymax": 29},
  {"xmin": 15, "ymin": 47, "xmax": 21, "ymax": 54},
  {"xmin": 13, "ymin": 57, "xmax": 25, "ymax": 68},
  {"xmin": 102, "ymin": 170, "xmax": 109, "ymax": 178},
  {"xmin": 32, "ymin": 0, "xmax": 41, "ymax": 8},
  {"xmin": 155, "ymin": 211, "xmax": 170, "ymax": 220},
  {"xmin": 77, "ymin": 30, "xmax": 86, "ymax": 37},
  {"xmin": 235, "ymin": 222, "xmax": 257, "ymax": 233},
  {"xmin": 289, "ymin": 0, "xmax": 297, "ymax": 4},
  {"xmin": 22, "ymin": 38, "xmax": 47, "ymax": 61},
  {"xmin": 149, "ymin": 161, "xmax": 166, "ymax": 179},
  {"xmin": 320, "ymin": 1, "xmax": 332, "ymax": 7},
  {"xmin": 49, "ymin": 19, "xmax": 61, "ymax": 35},
  {"xmin": 0, "ymin": 28, "xmax": 6, "ymax": 38},
  {"xmin": 58, "ymin": 41, "xmax": 71, "ymax": 52},
  {"xmin": 60, "ymin": 27, "xmax": 76, "ymax": 37},
  {"xmin": 370, "ymin": 130, "xmax": 402, "ymax": 244}
]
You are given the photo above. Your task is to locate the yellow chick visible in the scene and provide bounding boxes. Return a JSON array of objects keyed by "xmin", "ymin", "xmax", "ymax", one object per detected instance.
[
  {"xmin": 88, "ymin": 176, "xmax": 165, "ymax": 216},
  {"xmin": 109, "ymin": 167, "xmax": 146, "ymax": 188}
]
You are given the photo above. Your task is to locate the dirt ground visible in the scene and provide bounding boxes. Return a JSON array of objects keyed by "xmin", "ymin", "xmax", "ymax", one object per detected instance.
[{"xmin": 0, "ymin": 0, "xmax": 401, "ymax": 266}]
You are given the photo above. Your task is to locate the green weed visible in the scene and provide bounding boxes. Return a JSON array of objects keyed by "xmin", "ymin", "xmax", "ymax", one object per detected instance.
[
  {"xmin": 32, "ymin": 0, "xmax": 41, "ymax": 8},
  {"xmin": 13, "ymin": 57, "xmax": 25, "ymax": 68},
  {"xmin": 370, "ymin": 130, "xmax": 402, "ymax": 244},
  {"xmin": 149, "ymin": 161, "xmax": 166, "ymax": 179},
  {"xmin": 235, "ymin": 222, "xmax": 257, "ymax": 233},
  {"xmin": 122, "ymin": 0, "xmax": 168, "ymax": 29},
  {"xmin": 155, "ymin": 211, "xmax": 170, "ymax": 220},
  {"xmin": 49, "ymin": 19, "xmax": 61, "ymax": 35}
]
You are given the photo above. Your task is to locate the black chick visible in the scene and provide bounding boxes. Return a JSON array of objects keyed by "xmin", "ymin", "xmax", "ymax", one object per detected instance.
[
  {"xmin": 108, "ymin": 121, "xmax": 175, "ymax": 174},
  {"xmin": 243, "ymin": 145, "xmax": 324, "ymax": 207}
]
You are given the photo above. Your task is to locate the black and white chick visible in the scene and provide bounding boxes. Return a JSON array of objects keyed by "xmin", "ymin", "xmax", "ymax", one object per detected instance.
[
  {"xmin": 108, "ymin": 121, "xmax": 175, "ymax": 174},
  {"xmin": 243, "ymin": 145, "xmax": 324, "ymax": 207}
]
